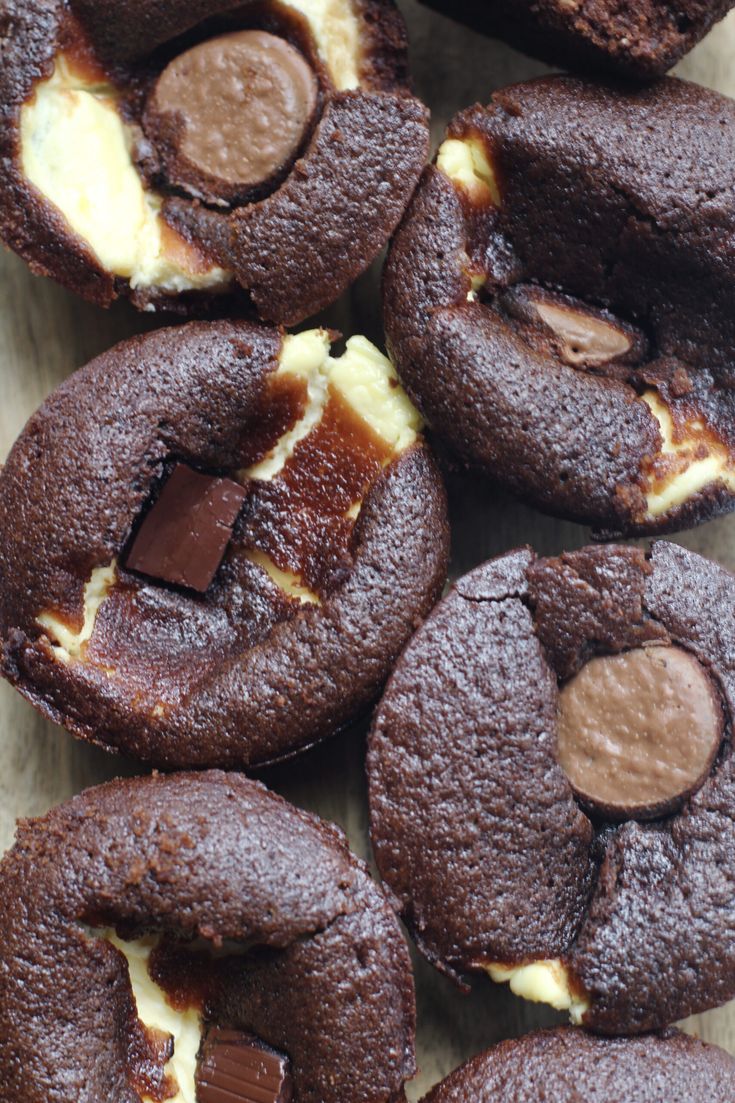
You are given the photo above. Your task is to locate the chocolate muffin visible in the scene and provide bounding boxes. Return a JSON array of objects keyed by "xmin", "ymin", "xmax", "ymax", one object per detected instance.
[
  {"xmin": 0, "ymin": 320, "xmax": 449, "ymax": 768},
  {"xmin": 423, "ymin": 1028, "xmax": 735, "ymax": 1101},
  {"xmin": 368, "ymin": 541, "xmax": 735, "ymax": 1032},
  {"xmin": 384, "ymin": 76, "xmax": 735, "ymax": 538},
  {"xmin": 0, "ymin": 0, "xmax": 429, "ymax": 322},
  {"xmin": 417, "ymin": 0, "xmax": 735, "ymax": 79},
  {"xmin": 0, "ymin": 771, "xmax": 416, "ymax": 1103}
]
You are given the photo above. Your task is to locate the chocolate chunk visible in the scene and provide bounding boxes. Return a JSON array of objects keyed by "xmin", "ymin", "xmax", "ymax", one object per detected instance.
[
  {"xmin": 557, "ymin": 645, "xmax": 723, "ymax": 819},
  {"xmin": 125, "ymin": 464, "xmax": 245, "ymax": 592},
  {"xmin": 196, "ymin": 1028, "xmax": 293, "ymax": 1103},
  {"xmin": 498, "ymin": 286, "xmax": 646, "ymax": 375},
  {"xmin": 145, "ymin": 30, "xmax": 318, "ymax": 205}
]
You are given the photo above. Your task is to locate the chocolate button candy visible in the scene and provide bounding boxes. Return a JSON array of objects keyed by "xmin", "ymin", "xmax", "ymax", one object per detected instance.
[
  {"xmin": 557, "ymin": 645, "xmax": 723, "ymax": 819},
  {"xmin": 197, "ymin": 1028, "xmax": 293, "ymax": 1103},
  {"xmin": 146, "ymin": 30, "xmax": 319, "ymax": 205},
  {"xmin": 125, "ymin": 463, "xmax": 246, "ymax": 592}
]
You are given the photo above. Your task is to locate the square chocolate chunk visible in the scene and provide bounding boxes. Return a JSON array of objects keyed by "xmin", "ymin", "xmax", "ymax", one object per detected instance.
[{"xmin": 125, "ymin": 464, "xmax": 246, "ymax": 592}]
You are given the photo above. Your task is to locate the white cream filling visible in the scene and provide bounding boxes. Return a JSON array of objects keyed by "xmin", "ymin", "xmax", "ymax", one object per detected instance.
[
  {"xmin": 281, "ymin": 0, "xmax": 361, "ymax": 90},
  {"xmin": 641, "ymin": 390, "xmax": 735, "ymax": 518},
  {"xmin": 437, "ymin": 136, "xmax": 501, "ymax": 206},
  {"xmin": 485, "ymin": 960, "xmax": 590, "ymax": 1025},
  {"xmin": 95, "ymin": 930, "xmax": 201, "ymax": 1103},
  {"xmin": 20, "ymin": 56, "xmax": 230, "ymax": 293},
  {"xmin": 243, "ymin": 328, "xmax": 421, "ymax": 482},
  {"xmin": 242, "ymin": 328, "xmax": 421, "ymax": 602},
  {"xmin": 37, "ymin": 561, "xmax": 117, "ymax": 663},
  {"xmin": 246, "ymin": 548, "xmax": 321, "ymax": 605}
]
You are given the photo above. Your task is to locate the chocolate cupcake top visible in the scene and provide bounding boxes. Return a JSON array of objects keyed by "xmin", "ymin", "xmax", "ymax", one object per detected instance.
[
  {"xmin": 0, "ymin": 771, "xmax": 416, "ymax": 1103},
  {"xmin": 423, "ymin": 1028, "xmax": 735, "ymax": 1102},
  {"xmin": 384, "ymin": 76, "xmax": 735, "ymax": 537},
  {"xmin": 0, "ymin": 320, "xmax": 449, "ymax": 769},
  {"xmin": 368, "ymin": 541, "xmax": 735, "ymax": 1033},
  {"xmin": 417, "ymin": 0, "xmax": 735, "ymax": 79},
  {"xmin": 0, "ymin": 0, "xmax": 428, "ymax": 321}
]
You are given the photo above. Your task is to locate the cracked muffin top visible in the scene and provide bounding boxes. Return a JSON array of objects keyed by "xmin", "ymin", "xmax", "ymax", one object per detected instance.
[
  {"xmin": 0, "ymin": 771, "xmax": 416, "ymax": 1103},
  {"xmin": 384, "ymin": 75, "xmax": 735, "ymax": 538},
  {"xmin": 0, "ymin": 320, "xmax": 449, "ymax": 769},
  {"xmin": 416, "ymin": 0, "xmax": 735, "ymax": 79},
  {"xmin": 0, "ymin": 0, "xmax": 428, "ymax": 321},
  {"xmin": 369, "ymin": 540, "xmax": 735, "ymax": 1033},
  {"xmin": 422, "ymin": 1027, "xmax": 735, "ymax": 1102}
]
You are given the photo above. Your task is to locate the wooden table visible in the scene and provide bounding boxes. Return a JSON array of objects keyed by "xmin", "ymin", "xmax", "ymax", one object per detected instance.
[{"xmin": 2, "ymin": 5, "xmax": 735, "ymax": 1094}]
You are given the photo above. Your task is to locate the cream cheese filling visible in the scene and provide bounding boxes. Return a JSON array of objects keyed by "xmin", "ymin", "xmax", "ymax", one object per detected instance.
[
  {"xmin": 20, "ymin": 55, "xmax": 230, "ymax": 294},
  {"xmin": 641, "ymin": 390, "xmax": 735, "ymax": 519},
  {"xmin": 37, "ymin": 561, "xmax": 117, "ymax": 663},
  {"xmin": 243, "ymin": 328, "xmax": 422, "ymax": 482},
  {"xmin": 241, "ymin": 328, "xmax": 421, "ymax": 602},
  {"xmin": 95, "ymin": 930, "xmax": 201, "ymax": 1103},
  {"xmin": 245, "ymin": 548, "xmax": 321, "ymax": 605},
  {"xmin": 437, "ymin": 136, "xmax": 501, "ymax": 206},
  {"xmin": 281, "ymin": 0, "xmax": 361, "ymax": 90},
  {"xmin": 485, "ymin": 960, "xmax": 590, "ymax": 1025}
]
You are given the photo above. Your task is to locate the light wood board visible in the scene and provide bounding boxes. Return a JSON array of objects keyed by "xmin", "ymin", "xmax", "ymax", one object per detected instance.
[{"xmin": 2, "ymin": 5, "xmax": 735, "ymax": 1095}]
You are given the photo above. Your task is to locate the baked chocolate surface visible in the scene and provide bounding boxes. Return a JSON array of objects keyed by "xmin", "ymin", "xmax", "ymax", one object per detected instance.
[
  {"xmin": 422, "ymin": 1028, "xmax": 735, "ymax": 1102},
  {"xmin": 383, "ymin": 76, "xmax": 735, "ymax": 537},
  {"xmin": 0, "ymin": 320, "xmax": 449, "ymax": 769},
  {"xmin": 368, "ymin": 541, "xmax": 735, "ymax": 1032},
  {"xmin": 0, "ymin": 0, "xmax": 429, "ymax": 322},
  {"xmin": 0, "ymin": 771, "xmax": 416, "ymax": 1103},
  {"xmin": 417, "ymin": 0, "xmax": 735, "ymax": 78}
]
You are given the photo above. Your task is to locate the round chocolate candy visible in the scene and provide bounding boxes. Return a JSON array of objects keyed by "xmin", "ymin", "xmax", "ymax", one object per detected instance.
[
  {"xmin": 384, "ymin": 75, "xmax": 735, "ymax": 537},
  {"xmin": 368, "ymin": 541, "xmax": 735, "ymax": 1033},
  {"xmin": 0, "ymin": 320, "xmax": 448, "ymax": 769},
  {"xmin": 422, "ymin": 1027, "xmax": 735, "ymax": 1103},
  {"xmin": 0, "ymin": 0, "xmax": 428, "ymax": 321},
  {"xmin": 558, "ymin": 645, "xmax": 723, "ymax": 820},
  {"xmin": 0, "ymin": 772, "xmax": 416, "ymax": 1103},
  {"xmin": 145, "ymin": 30, "xmax": 319, "ymax": 205}
]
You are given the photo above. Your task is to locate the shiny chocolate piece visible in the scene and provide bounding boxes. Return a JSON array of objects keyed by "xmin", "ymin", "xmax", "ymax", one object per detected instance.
[
  {"xmin": 534, "ymin": 300, "xmax": 632, "ymax": 367},
  {"xmin": 196, "ymin": 1028, "xmax": 293, "ymax": 1103},
  {"xmin": 146, "ymin": 30, "xmax": 319, "ymax": 205},
  {"xmin": 557, "ymin": 645, "xmax": 723, "ymax": 819},
  {"xmin": 125, "ymin": 463, "xmax": 246, "ymax": 592}
]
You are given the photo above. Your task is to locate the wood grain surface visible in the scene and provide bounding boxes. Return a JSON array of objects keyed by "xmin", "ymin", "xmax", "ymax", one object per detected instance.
[{"xmin": 1, "ymin": 5, "xmax": 735, "ymax": 1095}]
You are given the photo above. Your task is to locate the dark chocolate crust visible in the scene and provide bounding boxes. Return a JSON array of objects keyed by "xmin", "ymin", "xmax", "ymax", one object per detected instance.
[
  {"xmin": 422, "ymin": 1028, "xmax": 735, "ymax": 1102},
  {"xmin": 417, "ymin": 0, "xmax": 735, "ymax": 79},
  {"xmin": 383, "ymin": 76, "xmax": 735, "ymax": 537},
  {"xmin": 0, "ymin": 771, "xmax": 416, "ymax": 1103},
  {"xmin": 368, "ymin": 541, "xmax": 735, "ymax": 1032},
  {"xmin": 0, "ymin": 0, "xmax": 429, "ymax": 322},
  {"xmin": 0, "ymin": 320, "xmax": 449, "ymax": 769}
]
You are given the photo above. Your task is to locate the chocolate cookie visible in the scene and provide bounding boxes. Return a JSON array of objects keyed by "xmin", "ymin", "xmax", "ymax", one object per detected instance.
[
  {"xmin": 384, "ymin": 76, "xmax": 735, "ymax": 537},
  {"xmin": 0, "ymin": 320, "xmax": 448, "ymax": 768},
  {"xmin": 423, "ymin": 1028, "xmax": 735, "ymax": 1102},
  {"xmin": 417, "ymin": 0, "xmax": 735, "ymax": 79},
  {"xmin": 368, "ymin": 541, "xmax": 735, "ymax": 1032},
  {"xmin": 0, "ymin": 771, "xmax": 416, "ymax": 1103},
  {"xmin": 0, "ymin": 0, "xmax": 428, "ymax": 322}
]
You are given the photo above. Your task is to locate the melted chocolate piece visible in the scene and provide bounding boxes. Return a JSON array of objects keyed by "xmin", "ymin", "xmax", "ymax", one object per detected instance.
[
  {"xmin": 557, "ymin": 645, "xmax": 723, "ymax": 819},
  {"xmin": 125, "ymin": 464, "xmax": 246, "ymax": 592},
  {"xmin": 146, "ymin": 30, "xmax": 318, "ymax": 205},
  {"xmin": 196, "ymin": 1028, "xmax": 293, "ymax": 1103}
]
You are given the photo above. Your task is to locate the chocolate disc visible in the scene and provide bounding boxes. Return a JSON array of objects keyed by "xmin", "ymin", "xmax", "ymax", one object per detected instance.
[
  {"xmin": 147, "ymin": 30, "xmax": 319, "ymax": 203},
  {"xmin": 557, "ymin": 645, "xmax": 723, "ymax": 819}
]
